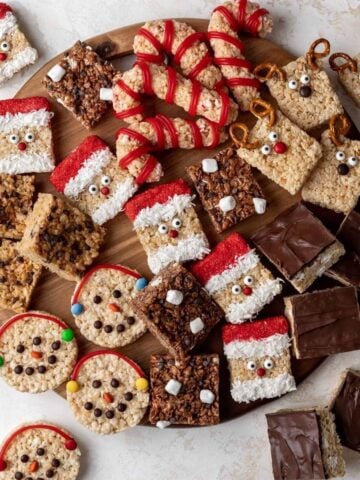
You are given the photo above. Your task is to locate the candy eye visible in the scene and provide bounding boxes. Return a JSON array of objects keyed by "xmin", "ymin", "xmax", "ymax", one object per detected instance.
[
  {"xmin": 101, "ymin": 175, "xmax": 111, "ymax": 186},
  {"xmin": 25, "ymin": 132, "xmax": 35, "ymax": 143},
  {"xmin": 336, "ymin": 151, "xmax": 346, "ymax": 161},
  {"xmin": 88, "ymin": 184, "xmax": 98, "ymax": 195},
  {"xmin": 92, "ymin": 380, "xmax": 102, "ymax": 389},
  {"xmin": 231, "ymin": 284, "xmax": 241, "ymax": 295},
  {"xmin": 268, "ymin": 131, "xmax": 278, "ymax": 142},
  {"xmin": 264, "ymin": 358, "xmax": 274, "ymax": 369},
  {"xmin": 9, "ymin": 134, "xmax": 19, "ymax": 144},
  {"xmin": 247, "ymin": 360, "xmax": 256, "ymax": 371},
  {"xmin": 348, "ymin": 156, "xmax": 358, "ymax": 167},
  {"xmin": 172, "ymin": 218, "xmax": 182, "ymax": 229},
  {"xmin": 261, "ymin": 144, "xmax": 271, "ymax": 155},
  {"xmin": 300, "ymin": 74, "xmax": 311, "ymax": 85},
  {"xmin": 1, "ymin": 41, "xmax": 10, "ymax": 52},
  {"xmin": 158, "ymin": 224, "xmax": 168, "ymax": 234},
  {"xmin": 288, "ymin": 79, "xmax": 298, "ymax": 90},
  {"xmin": 244, "ymin": 276, "xmax": 253, "ymax": 286}
]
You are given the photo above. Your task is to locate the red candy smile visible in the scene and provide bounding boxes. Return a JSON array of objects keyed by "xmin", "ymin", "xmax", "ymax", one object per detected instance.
[{"xmin": 273, "ymin": 141, "xmax": 288, "ymax": 154}]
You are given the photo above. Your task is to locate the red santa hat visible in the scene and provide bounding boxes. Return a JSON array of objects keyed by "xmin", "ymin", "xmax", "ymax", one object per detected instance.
[
  {"xmin": 0, "ymin": 97, "xmax": 52, "ymax": 133},
  {"xmin": 0, "ymin": 3, "xmax": 15, "ymax": 37}
]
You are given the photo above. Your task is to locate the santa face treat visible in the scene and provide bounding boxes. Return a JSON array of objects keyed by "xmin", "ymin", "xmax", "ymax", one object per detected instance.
[
  {"xmin": 0, "ymin": 423, "xmax": 81, "ymax": 479},
  {"xmin": 0, "ymin": 311, "xmax": 77, "ymax": 393},
  {"xmin": 302, "ymin": 114, "xmax": 360, "ymax": 214},
  {"xmin": 70, "ymin": 264, "xmax": 148, "ymax": 348},
  {"xmin": 251, "ymin": 203, "xmax": 345, "ymax": 293},
  {"xmin": 254, "ymin": 38, "xmax": 344, "ymax": 131},
  {"xmin": 0, "ymin": 3, "xmax": 38, "ymax": 85},
  {"xmin": 222, "ymin": 316, "xmax": 296, "ymax": 404},
  {"xmin": 186, "ymin": 146, "xmax": 267, "ymax": 233},
  {"xmin": 230, "ymin": 99, "xmax": 322, "ymax": 195},
  {"xmin": 330, "ymin": 51, "xmax": 360, "ymax": 107},
  {"xmin": 191, "ymin": 233, "xmax": 282, "ymax": 323},
  {"xmin": 132, "ymin": 262, "xmax": 224, "ymax": 358},
  {"xmin": 124, "ymin": 179, "xmax": 209, "ymax": 274},
  {"xmin": 66, "ymin": 350, "xmax": 149, "ymax": 435},
  {"xmin": 0, "ymin": 97, "xmax": 55, "ymax": 175}
]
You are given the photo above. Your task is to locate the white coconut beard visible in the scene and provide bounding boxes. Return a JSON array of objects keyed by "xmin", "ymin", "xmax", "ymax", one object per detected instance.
[
  {"xmin": 0, "ymin": 152, "xmax": 55, "ymax": 174},
  {"xmin": 231, "ymin": 372, "xmax": 296, "ymax": 404},
  {"xmin": 147, "ymin": 234, "xmax": 210, "ymax": 274},
  {"xmin": 0, "ymin": 46, "xmax": 38, "ymax": 84},
  {"xmin": 226, "ymin": 278, "xmax": 283, "ymax": 323}
]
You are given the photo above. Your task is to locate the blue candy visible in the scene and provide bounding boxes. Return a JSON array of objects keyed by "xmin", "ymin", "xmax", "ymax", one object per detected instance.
[
  {"xmin": 71, "ymin": 303, "xmax": 84, "ymax": 316},
  {"xmin": 135, "ymin": 277, "xmax": 148, "ymax": 290}
]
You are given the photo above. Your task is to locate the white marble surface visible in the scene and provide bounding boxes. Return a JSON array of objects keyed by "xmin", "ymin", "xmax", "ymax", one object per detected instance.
[{"xmin": 1, "ymin": 1, "xmax": 360, "ymax": 479}]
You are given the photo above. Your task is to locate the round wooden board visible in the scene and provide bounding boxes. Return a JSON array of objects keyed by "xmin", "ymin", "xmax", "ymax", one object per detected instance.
[{"xmin": 4, "ymin": 19, "xmax": 359, "ymax": 425}]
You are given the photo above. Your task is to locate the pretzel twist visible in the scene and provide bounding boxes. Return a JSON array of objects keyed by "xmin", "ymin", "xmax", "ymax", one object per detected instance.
[
  {"xmin": 229, "ymin": 123, "xmax": 259, "ymax": 149},
  {"xmin": 249, "ymin": 98, "xmax": 276, "ymax": 127},
  {"xmin": 329, "ymin": 52, "xmax": 358, "ymax": 73},
  {"xmin": 329, "ymin": 114, "xmax": 351, "ymax": 147},
  {"xmin": 253, "ymin": 62, "xmax": 286, "ymax": 82},
  {"xmin": 306, "ymin": 38, "xmax": 331, "ymax": 71}
]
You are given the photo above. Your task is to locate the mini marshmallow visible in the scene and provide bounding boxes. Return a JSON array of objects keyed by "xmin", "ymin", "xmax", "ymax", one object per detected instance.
[
  {"xmin": 47, "ymin": 64, "xmax": 66, "ymax": 82},
  {"xmin": 156, "ymin": 420, "xmax": 171, "ymax": 429},
  {"xmin": 190, "ymin": 317, "xmax": 205, "ymax": 334},
  {"xmin": 219, "ymin": 196, "xmax": 236, "ymax": 212},
  {"xmin": 165, "ymin": 379, "xmax": 182, "ymax": 396},
  {"xmin": 100, "ymin": 87, "xmax": 113, "ymax": 101},
  {"xmin": 202, "ymin": 158, "xmax": 218, "ymax": 173},
  {"xmin": 166, "ymin": 289, "xmax": 184, "ymax": 305},
  {"xmin": 253, "ymin": 197, "xmax": 267, "ymax": 214},
  {"xmin": 200, "ymin": 389, "xmax": 215, "ymax": 404}
]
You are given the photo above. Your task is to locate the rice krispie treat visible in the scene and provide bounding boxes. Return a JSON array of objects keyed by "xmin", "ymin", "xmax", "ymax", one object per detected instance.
[
  {"xmin": 0, "ymin": 311, "xmax": 77, "ymax": 393},
  {"xmin": 149, "ymin": 354, "xmax": 220, "ymax": 427},
  {"xmin": 0, "ymin": 423, "xmax": 81, "ymax": 479},
  {"xmin": 70, "ymin": 264, "xmax": 148, "ymax": 348},
  {"xmin": 66, "ymin": 350, "xmax": 149, "ymax": 434},
  {"xmin": 132, "ymin": 263, "xmax": 224, "ymax": 358},
  {"xmin": 254, "ymin": 38, "xmax": 344, "ymax": 131},
  {"xmin": 266, "ymin": 409, "xmax": 345, "ymax": 479},
  {"xmin": 284, "ymin": 286, "xmax": 360, "ymax": 359},
  {"xmin": 133, "ymin": 20, "xmax": 224, "ymax": 90},
  {"xmin": 0, "ymin": 239, "xmax": 42, "ymax": 313},
  {"xmin": 0, "ymin": 97, "xmax": 55, "ymax": 174},
  {"xmin": 0, "ymin": 174, "xmax": 34, "ymax": 239},
  {"xmin": 125, "ymin": 179, "xmax": 209, "ymax": 274},
  {"xmin": 43, "ymin": 41, "xmax": 115, "ymax": 129},
  {"xmin": 192, "ymin": 233, "xmax": 282, "ymax": 323},
  {"xmin": 251, "ymin": 203, "xmax": 345, "ymax": 293},
  {"xmin": 230, "ymin": 99, "xmax": 322, "ymax": 194},
  {"xmin": 0, "ymin": 3, "xmax": 37, "ymax": 85},
  {"xmin": 223, "ymin": 316, "xmax": 296, "ymax": 404},
  {"xmin": 186, "ymin": 146, "xmax": 266, "ymax": 233},
  {"xmin": 302, "ymin": 114, "xmax": 360, "ymax": 214},
  {"xmin": 208, "ymin": 0, "xmax": 273, "ymax": 110},
  {"xmin": 330, "ymin": 51, "xmax": 360, "ymax": 107},
  {"xmin": 18, "ymin": 194, "xmax": 105, "ymax": 282}
]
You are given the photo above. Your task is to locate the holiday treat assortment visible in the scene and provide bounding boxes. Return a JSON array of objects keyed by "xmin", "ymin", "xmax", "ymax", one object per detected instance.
[{"xmin": 1, "ymin": 1, "xmax": 360, "ymax": 478}]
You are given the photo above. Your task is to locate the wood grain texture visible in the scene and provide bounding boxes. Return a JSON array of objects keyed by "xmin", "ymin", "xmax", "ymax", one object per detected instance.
[{"xmin": 3, "ymin": 19, "xmax": 357, "ymax": 424}]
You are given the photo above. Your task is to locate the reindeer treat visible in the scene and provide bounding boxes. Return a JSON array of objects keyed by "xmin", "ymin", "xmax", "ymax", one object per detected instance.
[
  {"xmin": 302, "ymin": 114, "xmax": 360, "ymax": 213},
  {"xmin": 254, "ymin": 39, "xmax": 344, "ymax": 131},
  {"xmin": 66, "ymin": 350, "xmax": 149, "ymax": 434},
  {"xmin": 208, "ymin": 0, "xmax": 273, "ymax": 110},
  {"xmin": 330, "ymin": 51, "xmax": 360, "ymax": 107},
  {"xmin": 230, "ymin": 99, "xmax": 322, "ymax": 195},
  {"xmin": 0, "ymin": 311, "xmax": 78, "ymax": 393}
]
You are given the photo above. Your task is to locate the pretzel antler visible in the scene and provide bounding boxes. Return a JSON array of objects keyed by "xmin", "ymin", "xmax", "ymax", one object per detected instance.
[
  {"xmin": 306, "ymin": 38, "xmax": 331, "ymax": 70},
  {"xmin": 253, "ymin": 63, "xmax": 286, "ymax": 82},
  {"xmin": 329, "ymin": 114, "xmax": 351, "ymax": 147},
  {"xmin": 329, "ymin": 52, "xmax": 358, "ymax": 73},
  {"xmin": 249, "ymin": 98, "xmax": 276, "ymax": 128},
  {"xmin": 230, "ymin": 123, "xmax": 259, "ymax": 149}
]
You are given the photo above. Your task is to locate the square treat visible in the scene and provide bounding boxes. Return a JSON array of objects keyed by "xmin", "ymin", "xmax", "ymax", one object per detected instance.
[
  {"xmin": 266, "ymin": 409, "xmax": 345, "ymax": 480},
  {"xmin": 18, "ymin": 193, "xmax": 105, "ymax": 282},
  {"xmin": 0, "ymin": 97, "xmax": 55, "ymax": 174},
  {"xmin": 284, "ymin": 286, "xmax": 360, "ymax": 359},
  {"xmin": 223, "ymin": 317, "xmax": 295, "ymax": 404},
  {"xmin": 0, "ymin": 174, "xmax": 35, "ymax": 239},
  {"xmin": 0, "ymin": 3, "xmax": 38, "ymax": 85},
  {"xmin": 251, "ymin": 203, "xmax": 345, "ymax": 293},
  {"xmin": 191, "ymin": 233, "xmax": 282, "ymax": 323},
  {"xmin": 330, "ymin": 369, "xmax": 360, "ymax": 452},
  {"xmin": 149, "ymin": 354, "xmax": 220, "ymax": 427},
  {"xmin": 124, "ymin": 179, "xmax": 209, "ymax": 274},
  {"xmin": 233, "ymin": 102, "xmax": 322, "ymax": 195},
  {"xmin": 186, "ymin": 146, "xmax": 266, "ymax": 233},
  {"xmin": 132, "ymin": 262, "xmax": 223, "ymax": 357},
  {"xmin": 43, "ymin": 41, "xmax": 115, "ymax": 129},
  {"xmin": 0, "ymin": 239, "xmax": 42, "ymax": 312},
  {"xmin": 50, "ymin": 136, "xmax": 137, "ymax": 225},
  {"xmin": 330, "ymin": 52, "xmax": 360, "ymax": 107}
]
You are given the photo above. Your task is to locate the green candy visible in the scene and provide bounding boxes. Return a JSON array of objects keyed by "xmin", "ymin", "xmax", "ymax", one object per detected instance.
[
  {"xmin": 61, "ymin": 329, "xmax": 75, "ymax": 342},
  {"xmin": 0, "ymin": 356, "xmax": 4, "ymax": 367}
]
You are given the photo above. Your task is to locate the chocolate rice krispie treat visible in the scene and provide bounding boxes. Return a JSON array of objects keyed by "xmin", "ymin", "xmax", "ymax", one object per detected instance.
[
  {"xmin": 43, "ymin": 41, "xmax": 115, "ymax": 129},
  {"xmin": 330, "ymin": 51, "xmax": 360, "ymax": 107},
  {"xmin": 149, "ymin": 354, "xmax": 220, "ymax": 427},
  {"xmin": 186, "ymin": 146, "xmax": 266, "ymax": 233},
  {"xmin": 18, "ymin": 193, "xmax": 105, "ymax": 282},
  {"xmin": 132, "ymin": 263, "xmax": 224, "ymax": 358},
  {"xmin": 0, "ymin": 174, "xmax": 35, "ymax": 239}
]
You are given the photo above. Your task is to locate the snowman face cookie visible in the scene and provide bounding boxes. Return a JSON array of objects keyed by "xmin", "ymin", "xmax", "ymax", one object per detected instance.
[
  {"xmin": 0, "ymin": 423, "xmax": 81, "ymax": 479},
  {"xmin": 0, "ymin": 311, "xmax": 78, "ymax": 393},
  {"xmin": 67, "ymin": 351, "xmax": 149, "ymax": 434},
  {"xmin": 70, "ymin": 264, "xmax": 148, "ymax": 348}
]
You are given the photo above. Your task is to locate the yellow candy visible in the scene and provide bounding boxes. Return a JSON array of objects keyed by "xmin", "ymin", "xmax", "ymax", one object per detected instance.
[
  {"xmin": 136, "ymin": 377, "xmax": 149, "ymax": 392},
  {"xmin": 66, "ymin": 380, "xmax": 79, "ymax": 393}
]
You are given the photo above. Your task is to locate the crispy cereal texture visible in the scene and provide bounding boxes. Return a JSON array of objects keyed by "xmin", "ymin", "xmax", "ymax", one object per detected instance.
[{"xmin": 336, "ymin": 53, "xmax": 360, "ymax": 107}]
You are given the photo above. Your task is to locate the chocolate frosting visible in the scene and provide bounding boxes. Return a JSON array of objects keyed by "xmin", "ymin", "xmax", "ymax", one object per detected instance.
[
  {"xmin": 330, "ymin": 251, "xmax": 360, "ymax": 288},
  {"xmin": 333, "ymin": 370, "xmax": 360, "ymax": 452},
  {"xmin": 338, "ymin": 210, "xmax": 360, "ymax": 256},
  {"xmin": 251, "ymin": 204, "xmax": 335, "ymax": 279},
  {"xmin": 266, "ymin": 411, "xmax": 325, "ymax": 480},
  {"xmin": 291, "ymin": 286, "xmax": 360, "ymax": 358}
]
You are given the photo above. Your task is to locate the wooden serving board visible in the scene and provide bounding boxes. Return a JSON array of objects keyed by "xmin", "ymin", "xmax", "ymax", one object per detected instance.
[{"xmin": 4, "ymin": 19, "xmax": 359, "ymax": 424}]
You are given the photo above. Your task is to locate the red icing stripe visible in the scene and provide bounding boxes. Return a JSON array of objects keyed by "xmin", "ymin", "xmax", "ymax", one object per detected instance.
[
  {"xmin": 246, "ymin": 8, "xmax": 269, "ymax": 36},
  {"xmin": 119, "ymin": 145, "xmax": 152, "ymax": 168},
  {"xmin": 214, "ymin": 5, "xmax": 238, "ymax": 32},
  {"xmin": 218, "ymin": 90, "xmax": 230, "ymax": 127},
  {"xmin": 116, "ymin": 127, "xmax": 149, "ymax": 144},
  {"xmin": 135, "ymin": 155, "xmax": 158, "ymax": 185},
  {"xmin": 115, "ymin": 105, "xmax": 145, "ymax": 120},
  {"xmin": 173, "ymin": 32, "xmax": 206, "ymax": 64},
  {"xmin": 227, "ymin": 77, "xmax": 261, "ymax": 89},
  {"xmin": 188, "ymin": 80, "xmax": 202, "ymax": 117},
  {"xmin": 50, "ymin": 136, "xmax": 110, "ymax": 193},
  {"xmin": 186, "ymin": 119, "xmax": 203, "ymax": 149},
  {"xmin": 71, "ymin": 350, "xmax": 145, "ymax": 380},
  {"xmin": 156, "ymin": 114, "xmax": 179, "ymax": 148},
  {"xmin": 207, "ymin": 31, "xmax": 245, "ymax": 53},
  {"xmin": 136, "ymin": 52, "xmax": 163, "ymax": 63},
  {"xmin": 237, "ymin": 0, "xmax": 248, "ymax": 30},
  {"xmin": 116, "ymin": 78, "xmax": 141, "ymax": 101},
  {"xmin": 0, "ymin": 312, "xmax": 68, "ymax": 338},
  {"xmin": 0, "ymin": 97, "xmax": 51, "ymax": 116},
  {"xmin": 165, "ymin": 66, "xmax": 177, "ymax": 104},
  {"xmin": 222, "ymin": 316, "xmax": 289, "ymax": 344},
  {"xmin": 0, "ymin": 3, "xmax": 12, "ymax": 19},
  {"xmin": 136, "ymin": 62, "xmax": 154, "ymax": 95},
  {"xmin": 187, "ymin": 54, "xmax": 212, "ymax": 82},
  {"xmin": 124, "ymin": 179, "xmax": 191, "ymax": 220},
  {"xmin": 208, "ymin": 121, "xmax": 220, "ymax": 148},
  {"xmin": 191, "ymin": 233, "xmax": 251, "ymax": 285},
  {"xmin": 215, "ymin": 57, "xmax": 253, "ymax": 70},
  {"xmin": 137, "ymin": 27, "xmax": 163, "ymax": 53},
  {"xmin": 163, "ymin": 20, "xmax": 174, "ymax": 52},
  {"xmin": 72, "ymin": 264, "xmax": 141, "ymax": 305},
  {"xmin": 146, "ymin": 117, "xmax": 166, "ymax": 150}
]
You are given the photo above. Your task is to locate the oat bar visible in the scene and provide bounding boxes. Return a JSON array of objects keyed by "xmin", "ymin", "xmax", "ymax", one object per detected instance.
[{"xmin": 330, "ymin": 51, "xmax": 360, "ymax": 107}]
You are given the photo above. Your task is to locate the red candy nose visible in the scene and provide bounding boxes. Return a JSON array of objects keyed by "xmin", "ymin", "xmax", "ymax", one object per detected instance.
[
  {"xmin": 101, "ymin": 187, "xmax": 110, "ymax": 196},
  {"xmin": 242, "ymin": 287, "xmax": 253, "ymax": 296},
  {"xmin": 274, "ymin": 142, "xmax": 288, "ymax": 154},
  {"xmin": 0, "ymin": 53, "xmax": 7, "ymax": 61},
  {"xmin": 18, "ymin": 142, "xmax": 27, "ymax": 151},
  {"xmin": 257, "ymin": 367, "xmax": 266, "ymax": 377},
  {"xmin": 0, "ymin": 459, "xmax": 6, "ymax": 471},
  {"xmin": 65, "ymin": 439, "xmax": 77, "ymax": 451},
  {"xmin": 169, "ymin": 230, "xmax": 178, "ymax": 238}
]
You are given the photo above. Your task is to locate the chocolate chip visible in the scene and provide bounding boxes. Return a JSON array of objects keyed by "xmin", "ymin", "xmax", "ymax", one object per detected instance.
[
  {"xmin": 21, "ymin": 454, "xmax": 29, "ymax": 463},
  {"xmin": 25, "ymin": 367, "xmax": 34, "ymax": 376},
  {"xmin": 127, "ymin": 316, "xmax": 135, "ymax": 325},
  {"xmin": 117, "ymin": 324, "xmax": 125, "ymax": 332},
  {"xmin": 48, "ymin": 355, "xmax": 57, "ymax": 364},
  {"xmin": 92, "ymin": 380, "xmax": 101, "ymax": 388},
  {"xmin": 94, "ymin": 320, "xmax": 103, "ymax": 329},
  {"xmin": 104, "ymin": 325, "xmax": 113, "ymax": 333},
  {"xmin": 14, "ymin": 365, "xmax": 23, "ymax": 374},
  {"xmin": 38, "ymin": 366, "xmax": 46, "ymax": 374},
  {"xmin": 124, "ymin": 392, "xmax": 133, "ymax": 401},
  {"xmin": 33, "ymin": 337, "xmax": 41, "ymax": 346},
  {"xmin": 105, "ymin": 410, "xmax": 114, "ymax": 419},
  {"xmin": 46, "ymin": 470, "xmax": 54, "ymax": 478},
  {"xmin": 113, "ymin": 290, "xmax": 121, "ymax": 298},
  {"xmin": 299, "ymin": 86, "xmax": 312, "ymax": 97},
  {"xmin": 338, "ymin": 163, "xmax": 349, "ymax": 175},
  {"xmin": 111, "ymin": 379, "xmax": 119, "ymax": 388},
  {"xmin": 37, "ymin": 448, "xmax": 45, "ymax": 456},
  {"xmin": 51, "ymin": 459, "xmax": 60, "ymax": 468},
  {"xmin": 93, "ymin": 295, "xmax": 102, "ymax": 304},
  {"xmin": 84, "ymin": 402, "xmax": 93, "ymax": 410},
  {"xmin": 117, "ymin": 403, "xmax": 127, "ymax": 412},
  {"xmin": 51, "ymin": 341, "xmax": 61, "ymax": 351},
  {"xmin": 15, "ymin": 472, "xmax": 24, "ymax": 479},
  {"xmin": 16, "ymin": 344, "xmax": 25, "ymax": 353},
  {"xmin": 94, "ymin": 408, "xmax": 102, "ymax": 417}
]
